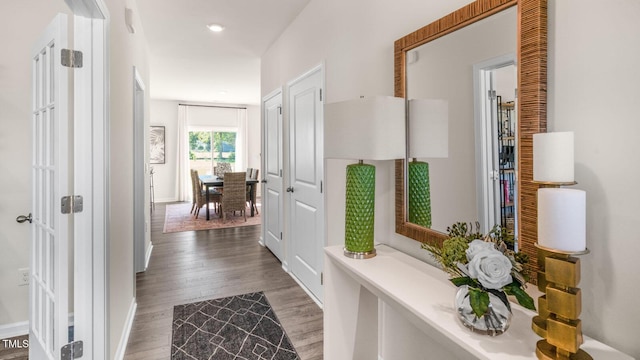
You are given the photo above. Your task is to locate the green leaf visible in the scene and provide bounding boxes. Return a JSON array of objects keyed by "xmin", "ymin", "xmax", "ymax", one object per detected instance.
[
  {"xmin": 504, "ymin": 282, "xmax": 536, "ymax": 311},
  {"xmin": 450, "ymin": 277, "xmax": 476, "ymax": 287},
  {"xmin": 468, "ymin": 287, "xmax": 490, "ymax": 318}
]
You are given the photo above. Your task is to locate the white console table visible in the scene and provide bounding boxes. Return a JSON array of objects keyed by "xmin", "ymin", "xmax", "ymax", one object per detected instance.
[{"xmin": 324, "ymin": 244, "xmax": 633, "ymax": 360}]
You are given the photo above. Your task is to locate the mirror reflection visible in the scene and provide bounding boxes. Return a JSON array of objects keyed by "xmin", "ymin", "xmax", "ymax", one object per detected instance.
[{"xmin": 405, "ymin": 7, "xmax": 517, "ymax": 238}]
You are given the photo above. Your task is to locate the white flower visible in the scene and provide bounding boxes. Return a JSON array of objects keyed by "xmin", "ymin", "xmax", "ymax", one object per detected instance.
[
  {"xmin": 466, "ymin": 239, "xmax": 496, "ymax": 261},
  {"xmin": 467, "ymin": 249, "xmax": 513, "ymax": 290}
]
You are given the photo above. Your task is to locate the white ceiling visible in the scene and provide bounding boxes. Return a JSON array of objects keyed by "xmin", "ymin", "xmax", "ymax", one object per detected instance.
[{"xmin": 136, "ymin": 0, "xmax": 311, "ymax": 105}]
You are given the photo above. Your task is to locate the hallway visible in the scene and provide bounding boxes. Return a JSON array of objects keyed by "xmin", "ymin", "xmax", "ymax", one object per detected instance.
[{"xmin": 124, "ymin": 203, "xmax": 323, "ymax": 359}]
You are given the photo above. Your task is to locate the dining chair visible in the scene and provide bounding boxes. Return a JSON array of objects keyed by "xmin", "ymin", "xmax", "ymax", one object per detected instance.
[
  {"xmin": 190, "ymin": 169, "xmax": 198, "ymax": 214},
  {"xmin": 220, "ymin": 171, "xmax": 247, "ymax": 221},
  {"xmin": 214, "ymin": 162, "xmax": 232, "ymax": 178},
  {"xmin": 192, "ymin": 169, "xmax": 222, "ymax": 219},
  {"xmin": 246, "ymin": 168, "xmax": 259, "ymax": 215}
]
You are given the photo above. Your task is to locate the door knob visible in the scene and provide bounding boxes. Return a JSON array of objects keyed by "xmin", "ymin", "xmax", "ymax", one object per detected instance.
[
  {"xmin": 286, "ymin": 186, "xmax": 294, "ymax": 193},
  {"xmin": 16, "ymin": 213, "xmax": 33, "ymax": 224},
  {"xmin": 261, "ymin": 179, "xmax": 267, "ymax": 183}
]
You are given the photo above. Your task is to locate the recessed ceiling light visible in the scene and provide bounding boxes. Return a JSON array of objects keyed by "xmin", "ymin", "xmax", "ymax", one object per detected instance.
[
  {"xmin": 219, "ymin": 90, "xmax": 228, "ymax": 95},
  {"xmin": 207, "ymin": 24, "xmax": 225, "ymax": 32}
]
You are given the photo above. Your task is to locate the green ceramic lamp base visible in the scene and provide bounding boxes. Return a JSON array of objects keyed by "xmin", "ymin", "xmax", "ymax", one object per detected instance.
[
  {"xmin": 344, "ymin": 162, "xmax": 376, "ymax": 258},
  {"xmin": 408, "ymin": 160, "xmax": 432, "ymax": 228}
]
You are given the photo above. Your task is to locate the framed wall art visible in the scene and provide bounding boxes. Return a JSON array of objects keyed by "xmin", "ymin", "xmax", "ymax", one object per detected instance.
[{"xmin": 150, "ymin": 125, "xmax": 166, "ymax": 164}]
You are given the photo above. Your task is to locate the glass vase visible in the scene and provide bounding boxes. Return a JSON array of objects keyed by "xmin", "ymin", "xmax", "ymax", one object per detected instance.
[{"xmin": 454, "ymin": 285, "xmax": 512, "ymax": 336}]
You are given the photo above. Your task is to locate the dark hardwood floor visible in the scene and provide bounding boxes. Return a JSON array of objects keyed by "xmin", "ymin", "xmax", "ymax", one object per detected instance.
[
  {"xmin": 0, "ymin": 335, "xmax": 28, "ymax": 360},
  {"xmin": 124, "ymin": 203, "xmax": 323, "ymax": 360}
]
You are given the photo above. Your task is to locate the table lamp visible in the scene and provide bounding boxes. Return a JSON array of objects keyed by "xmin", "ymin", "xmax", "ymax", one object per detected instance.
[
  {"xmin": 531, "ymin": 131, "xmax": 592, "ymax": 360},
  {"xmin": 407, "ymin": 99, "xmax": 448, "ymax": 228},
  {"xmin": 324, "ymin": 96, "xmax": 405, "ymax": 259}
]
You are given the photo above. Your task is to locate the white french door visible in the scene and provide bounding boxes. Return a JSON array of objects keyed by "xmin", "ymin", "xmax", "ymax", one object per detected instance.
[
  {"xmin": 287, "ymin": 65, "xmax": 325, "ymax": 302},
  {"xmin": 30, "ymin": 8, "xmax": 108, "ymax": 358},
  {"xmin": 262, "ymin": 89, "xmax": 284, "ymax": 264},
  {"xmin": 30, "ymin": 14, "xmax": 71, "ymax": 360}
]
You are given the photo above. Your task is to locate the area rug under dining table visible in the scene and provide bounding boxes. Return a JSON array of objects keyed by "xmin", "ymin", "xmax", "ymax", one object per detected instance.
[
  {"xmin": 171, "ymin": 292, "xmax": 300, "ymax": 360},
  {"xmin": 163, "ymin": 202, "xmax": 261, "ymax": 233}
]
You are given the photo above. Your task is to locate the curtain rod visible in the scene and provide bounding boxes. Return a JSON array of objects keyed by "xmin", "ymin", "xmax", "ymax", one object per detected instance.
[{"xmin": 179, "ymin": 103, "xmax": 246, "ymax": 110}]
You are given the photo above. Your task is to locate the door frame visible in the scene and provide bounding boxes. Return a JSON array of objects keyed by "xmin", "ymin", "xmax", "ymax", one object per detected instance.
[
  {"xmin": 133, "ymin": 67, "xmax": 147, "ymax": 274},
  {"xmin": 65, "ymin": 0, "xmax": 110, "ymax": 358},
  {"xmin": 473, "ymin": 53, "xmax": 516, "ymax": 234}
]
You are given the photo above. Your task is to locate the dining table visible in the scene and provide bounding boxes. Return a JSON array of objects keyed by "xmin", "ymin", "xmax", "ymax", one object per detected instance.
[{"xmin": 199, "ymin": 174, "xmax": 259, "ymax": 220}]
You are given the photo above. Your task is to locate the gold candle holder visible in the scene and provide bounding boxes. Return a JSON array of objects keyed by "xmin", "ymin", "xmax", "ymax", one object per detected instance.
[{"xmin": 532, "ymin": 243, "xmax": 592, "ymax": 360}]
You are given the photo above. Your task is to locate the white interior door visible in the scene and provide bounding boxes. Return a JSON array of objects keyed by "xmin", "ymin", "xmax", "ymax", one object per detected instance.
[
  {"xmin": 30, "ymin": 14, "xmax": 71, "ymax": 360},
  {"xmin": 263, "ymin": 89, "xmax": 285, "ymax": 264},
  {"xmin": 287, "ymin": 66, "xmax": 325, "ymax": 302}
]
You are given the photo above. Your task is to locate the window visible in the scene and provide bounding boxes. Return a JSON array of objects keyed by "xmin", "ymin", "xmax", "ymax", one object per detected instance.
[{"xmin": 189, "ymin": 130, "xmax": 237, "ymax": 175}]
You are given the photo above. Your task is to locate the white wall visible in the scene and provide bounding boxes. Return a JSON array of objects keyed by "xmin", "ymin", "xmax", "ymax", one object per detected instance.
[
  {"xmin": 106, "ymin": 0, "xmax": 151, "ymax": 357},
  {"xmin": 149, "ymin": 100, "xmax": 179, "ymax": 202},
  {"xmin": 262, "ymin": 0, "xmax": 474, "ymax": 252},
  {"xmin": 548, "ymin": 0, "xmax": 640, "ymax": 355},
  {"xmin": 149, "ymin": 101, "xmax": 262, "ymax": 202},
  {"xmin": 262, "ymin": 0, "xmax": 640, "ymax": 357}
]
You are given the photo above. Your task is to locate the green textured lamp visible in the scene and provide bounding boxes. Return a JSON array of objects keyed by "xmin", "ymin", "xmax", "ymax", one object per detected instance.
[
  {"xmin": 408, "ymin": 99, "xmax": 448, "ymax": 228},
  {"xmin": 324, "ymin": 96, "xmax": 405, "ymax": 259}
]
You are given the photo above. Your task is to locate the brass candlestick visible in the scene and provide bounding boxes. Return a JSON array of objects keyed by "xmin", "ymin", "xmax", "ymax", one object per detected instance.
[{"xmin": 532, "ymin": 243, "xmax": 592, "ymax": 360}]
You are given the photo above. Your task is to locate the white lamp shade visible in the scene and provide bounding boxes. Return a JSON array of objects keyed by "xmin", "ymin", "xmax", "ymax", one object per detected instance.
[
  {"xmin": 537, "ymin": 188, "xmax": 586, "ymax": 252},
  {"xmin": 533, "ymin": 132, "xmax": 574, "ymax": 182},
  {"xmin": 324, "ymin": 96, "xmax": 405, "ymax": 160},
  {"xmin": 408, "ymin": 99, "xmax": 448, "ymax": 158}
]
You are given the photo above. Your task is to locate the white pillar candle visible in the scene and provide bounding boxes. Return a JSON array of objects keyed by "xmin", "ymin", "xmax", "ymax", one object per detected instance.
[
  {"xmin": 537, "ymin": 188, "xmax": 586, "ymax": 252},
  {"xmin": 533, "ymin": 132, "xmax": 574, "ymax": 182}
]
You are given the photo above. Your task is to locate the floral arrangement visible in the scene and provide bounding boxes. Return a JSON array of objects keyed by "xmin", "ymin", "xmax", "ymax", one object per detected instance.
[{"xmin": 422, "ymin": 222, "xmax": 535, "ymax": 318}]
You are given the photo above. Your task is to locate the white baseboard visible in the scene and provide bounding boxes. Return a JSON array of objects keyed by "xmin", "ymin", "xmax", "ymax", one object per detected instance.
[
  {"xmin": 113, "ymin": 299, "xmax": 137, "ymax": 360},
  {"xmin": 0, "ymin": 321, "xmax": 28, "ymax": 340},
  {"xmin": 144, "ymin": 243, "xmax": 154, "ymax": 270},
  {"xmin": 155, "ymin": 197, "xmax": 178, "ymax": 203},
  {"xmin": 287, "ymin": 272, "xmax": 323, "ymax": 310},
  {"xmin": 258, "ymin": 237, "xmax": 265, "ymax": 247}
]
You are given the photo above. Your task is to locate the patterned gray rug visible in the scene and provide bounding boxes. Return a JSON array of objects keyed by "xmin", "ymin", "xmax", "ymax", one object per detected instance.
[{"xmin": 171, "ymin": 292, "xmax": 300, "ymax": 360}]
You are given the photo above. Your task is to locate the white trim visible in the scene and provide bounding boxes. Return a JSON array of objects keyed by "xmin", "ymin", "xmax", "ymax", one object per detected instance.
[
  {"xmin": 70, "ymin": 4, "xmax": 110, "ymax": 359},
  {"xmin": 144, "ymin": 243, "xmax": 154, "ymax": 270},
  {"xmin": 133, "ymin": 67, "xmax": 147, "ymax": 274},
  {"xmin": 287, "ymin": 271, "xmax": 323, "ymax": 309},
  {"xmin": 0, "ymin": 321, "xmax": 29, "ymax": 339},
  {"xmin": 113, "ymin": 299, "xmax": 137, "ymax": 360}
]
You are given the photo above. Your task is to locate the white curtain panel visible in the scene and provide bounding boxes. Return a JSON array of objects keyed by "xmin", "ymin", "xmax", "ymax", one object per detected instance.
[{"xmin": 235, "ymin": 108, "xmax": 248, "ymax": 172}]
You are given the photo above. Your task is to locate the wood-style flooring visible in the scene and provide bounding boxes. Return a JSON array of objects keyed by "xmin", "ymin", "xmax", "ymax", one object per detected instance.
[
  {"xmin": 124, "ymin": 203, "xmax": 323, "ymax": 359},
  {"xmin": 0, "ymin": 335, "xmax": 28, "ymax": 360}
]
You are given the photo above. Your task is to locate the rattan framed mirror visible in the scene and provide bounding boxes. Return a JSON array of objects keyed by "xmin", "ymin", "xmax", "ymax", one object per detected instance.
[{"xmin": 395, "ymin": 0, "xmax": 547, "ymax": 275}]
